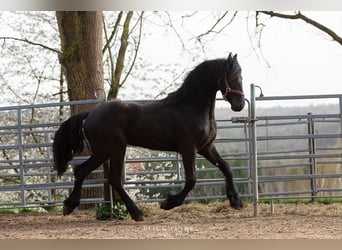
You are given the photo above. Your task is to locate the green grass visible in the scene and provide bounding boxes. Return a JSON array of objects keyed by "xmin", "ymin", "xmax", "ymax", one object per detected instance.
[
  {"xmin": 259, "ymin": 198, "xmax": 342, "ymax": 205},
  {"xmin": 0, "ymin": 207, "xmax": 41, "ymax": 214},
  {"xmin": 0, "ymin": 208, "xmax": 18, "ymax": 214},
  {"xmin": 0, "ymin": 206, "xmax": 62, "ymax": 214},
  {"xmin": 195, "ymin": 197, "xmax": 342, "ymax": 206}
]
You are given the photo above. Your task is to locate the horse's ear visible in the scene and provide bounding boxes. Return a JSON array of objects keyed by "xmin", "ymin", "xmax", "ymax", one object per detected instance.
[
  {"xmin": 227, "ymin": 53, "xmax": 238, "ymax": 69},
  {"xmin": 233, "ymin": 54, "xmax": 238, "ymax": 62},
  {"xmin": 227, "ymin": 53, "xmax": 233, "ymax": 63}
]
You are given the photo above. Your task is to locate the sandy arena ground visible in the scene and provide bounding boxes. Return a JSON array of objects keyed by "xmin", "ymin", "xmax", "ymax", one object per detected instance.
[{"xmin": 0, "ymin": 202, "xmax": 341, "ymax": 239}]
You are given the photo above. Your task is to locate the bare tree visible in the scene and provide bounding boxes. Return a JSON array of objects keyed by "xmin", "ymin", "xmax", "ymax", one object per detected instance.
[
  {"xmin": 103, "ymin": 11, "xmax": 144, "ymax": 100},
  {"xmin": 0, "ymin": 11, "xmax": 61, "ymax": 105},
  {"xmin": 256, "ymin": 11, "xmax": 342, "ymax": 46}
]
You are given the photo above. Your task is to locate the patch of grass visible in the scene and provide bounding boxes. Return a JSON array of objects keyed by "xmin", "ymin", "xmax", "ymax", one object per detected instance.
[
  {"xmin": 260, "ymin": 199, "xmax": 310, "ymax": 205},
  {"xmin": 316, "ymin": 198, "xmax": 342, "ymax": 204},
  {"xmin": 19, "ymin": 207, "xmax": 40, "ymax": 213},
  {"xmin": 260, "ymin": 198, "xmax": 342, "ymax": 205},
  {"xmin": 0, "ymin": 207, "xmax": 41, "ymax": 214},
  {"xmin": 0, "ymin": 209, "xmax": 17, "ymax": 214}
]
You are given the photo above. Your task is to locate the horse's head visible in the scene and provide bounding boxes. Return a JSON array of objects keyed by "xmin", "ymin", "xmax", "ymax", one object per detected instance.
[{"xmin": 218, "ymin": 53, "xmax": 245, "ymax": 112}]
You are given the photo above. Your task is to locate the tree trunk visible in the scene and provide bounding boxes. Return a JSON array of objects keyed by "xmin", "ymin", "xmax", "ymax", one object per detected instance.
[
  {"xmin": 56, "ymin": 11, "xmax": 104, "ymax": 209},
  {"xmin": 56, "ymin": 11, "xmax": 104, "ymax": 113}
]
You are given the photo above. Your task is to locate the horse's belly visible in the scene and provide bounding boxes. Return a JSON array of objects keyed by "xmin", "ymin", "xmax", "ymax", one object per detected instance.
[{"xmin": 127, "ymin": 128, "xmax": 177, "ymax": 152}]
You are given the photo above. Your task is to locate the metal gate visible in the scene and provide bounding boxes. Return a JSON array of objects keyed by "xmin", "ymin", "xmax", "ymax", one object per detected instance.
[{"xmin": 248, "ymin": 84, "xmax": 342, "ymax": 215}]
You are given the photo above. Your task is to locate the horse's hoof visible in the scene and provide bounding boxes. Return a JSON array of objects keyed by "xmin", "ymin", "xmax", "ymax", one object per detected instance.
[
  {"xmin": 230, "ymin": 199, "xmax": 243, "ymax": 210},
  {"xmin": 63, "ymin": 205, "xmax": 75, "ymax": 215},
  {"xmin": 160, "ymin": 200, "xmax": 172, "ymax": 210},
  {"xmin": 63, "ymin": 200, "xmax": 78, "ymax": 215},
  {"xmin": 160, "ymin": 196, "xmax": 181, "ymax": 210},
  {"xmin": 132, "ymin": 214, "xmax": 144, "ymax": 222}
]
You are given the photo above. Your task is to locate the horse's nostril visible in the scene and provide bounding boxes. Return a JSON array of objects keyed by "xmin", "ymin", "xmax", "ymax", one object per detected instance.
[
  {"xmin": 232, "ymin": 102, "xmax": 245, "ymax": 112},
  {"xmin": 240, "ymin": 102, "xmax": 245, "ymax": 110}
]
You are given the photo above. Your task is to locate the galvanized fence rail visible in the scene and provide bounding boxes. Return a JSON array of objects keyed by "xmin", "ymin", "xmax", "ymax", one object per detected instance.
[{"xmin": 0, "ymin": 85, "xmax": 341, "ymax": 216}]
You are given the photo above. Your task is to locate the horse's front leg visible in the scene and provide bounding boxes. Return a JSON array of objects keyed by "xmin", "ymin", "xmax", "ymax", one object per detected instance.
[
  {"xmin": 199, "ymin": 144, "xmax": 243, "ymax": 210},
  {"xmin": 160, "ymin": 148, "xmax": 196, "ymax": 210},
  {"xmin": 63, "ymin": 155, "xmax": 105, "ymax": 215}
]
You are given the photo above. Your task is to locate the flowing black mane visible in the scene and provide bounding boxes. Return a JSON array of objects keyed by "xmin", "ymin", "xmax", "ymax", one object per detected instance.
[
  {"xmin": 163, "ymin": 58, "xmax": 237, "ymax": 106},
  {"xmin": 164, "ymin": 59, "xmax": 225, "ymax": 105}
]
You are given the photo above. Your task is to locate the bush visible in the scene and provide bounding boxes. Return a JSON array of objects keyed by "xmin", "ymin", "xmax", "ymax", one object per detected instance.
[
  {"xmin": 112, "ymin": 203, "xmax": 128, "ymax": 220},
  {"xmin": 96, "ymin": 203, "xmax": 128, "ymax": 220},
  {"xmin": 96, "ymin": 204, "xmax": 112, "ymax": 220}
]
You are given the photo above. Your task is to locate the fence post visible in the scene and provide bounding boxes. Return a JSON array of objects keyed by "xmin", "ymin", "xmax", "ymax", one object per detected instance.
[
  {"xmin": 244, "ymin": 122, "xmax": 253, "ymax": 197},
  {"xmin": 307, "ymin": 113, "xmax": 317, "ymax": 202},
  {"xmin": 17, "ymin": 109, "xmax": 26, "ymax": 206},
  {"xmin": 46, "ymin": 132, "xmax": 52, "ymax": 203},
  {"xmin": 250, "ymin": 84, "xmax": 259, "ymax": 216}
]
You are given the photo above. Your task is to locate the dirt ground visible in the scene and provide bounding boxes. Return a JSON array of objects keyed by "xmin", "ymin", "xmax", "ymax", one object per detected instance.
[{"xmin": 0, "ymin": 202, "xmax": 341, "ymax": 239}]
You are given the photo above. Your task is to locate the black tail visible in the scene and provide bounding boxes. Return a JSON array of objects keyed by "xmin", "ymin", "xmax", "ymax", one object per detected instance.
[{"xmin": 53, "ymin": 111, "xmax": 89, "ymax": 176}]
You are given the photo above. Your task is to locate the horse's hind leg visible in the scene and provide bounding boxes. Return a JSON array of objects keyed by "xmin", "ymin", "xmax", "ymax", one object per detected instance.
[
  {"xmin": 108, "ymin": 149, "xmax": 144, "ymax": 221},
  {"xmin": 199, "ymin": 144, "xmax": 243, "ymax": 210},
  {"xmin": 63, "ymin": 154, "xmax": 107, "ymax": 215}
]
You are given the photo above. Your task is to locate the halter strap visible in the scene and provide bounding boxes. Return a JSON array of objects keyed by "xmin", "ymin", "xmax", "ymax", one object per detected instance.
[{"xmin": 219, "ymin": 75, "xmax": 245, "ymax": 100}]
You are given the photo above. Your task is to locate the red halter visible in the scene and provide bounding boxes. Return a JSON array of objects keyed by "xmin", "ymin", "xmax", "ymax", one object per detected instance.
[{"xmin": 219, "ymin": 75, "xmax": 245, "ymax": 100}]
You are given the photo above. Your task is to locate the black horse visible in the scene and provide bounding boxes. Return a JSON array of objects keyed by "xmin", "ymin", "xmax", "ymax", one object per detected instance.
[{"xmin": 53, "ymin": 53, "xmax": 245, "ymax": 221}]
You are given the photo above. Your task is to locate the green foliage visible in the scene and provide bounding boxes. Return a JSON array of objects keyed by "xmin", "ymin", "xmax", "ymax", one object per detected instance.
[
  {"xmin": 96, "ymin": 204, "xmax": 112, "ymax": 220},
  {"xmin": 112, "ymin": 202, "xmax": 128, "ymax": 220},
  {"xmin": 96, "ymin": 203, "xmax": 128, "ymax": 221}
]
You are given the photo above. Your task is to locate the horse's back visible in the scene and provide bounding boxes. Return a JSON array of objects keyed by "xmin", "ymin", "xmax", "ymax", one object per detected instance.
[
  {"xmin": 84, "ymin": 100, "xmax": 176, "ymax": 149},
  {"xmin": 84, "ymin": 99, "xmax": 215, "ymax": 153}
]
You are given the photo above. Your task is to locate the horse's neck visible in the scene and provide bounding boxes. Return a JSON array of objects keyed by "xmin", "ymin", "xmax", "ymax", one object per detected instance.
[
  {"xmin": 163, "ymin": 81, "xmax": 218, "ymax": 118},
  {"xmin": 189, "ymin": 89, "xmax": 217, "ymax": 121}
]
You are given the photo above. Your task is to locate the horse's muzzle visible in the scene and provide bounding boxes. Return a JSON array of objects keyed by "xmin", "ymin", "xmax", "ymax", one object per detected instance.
[{"xmin": 231, "ymin": 101, "xmax": 245, "ymax": 112}]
